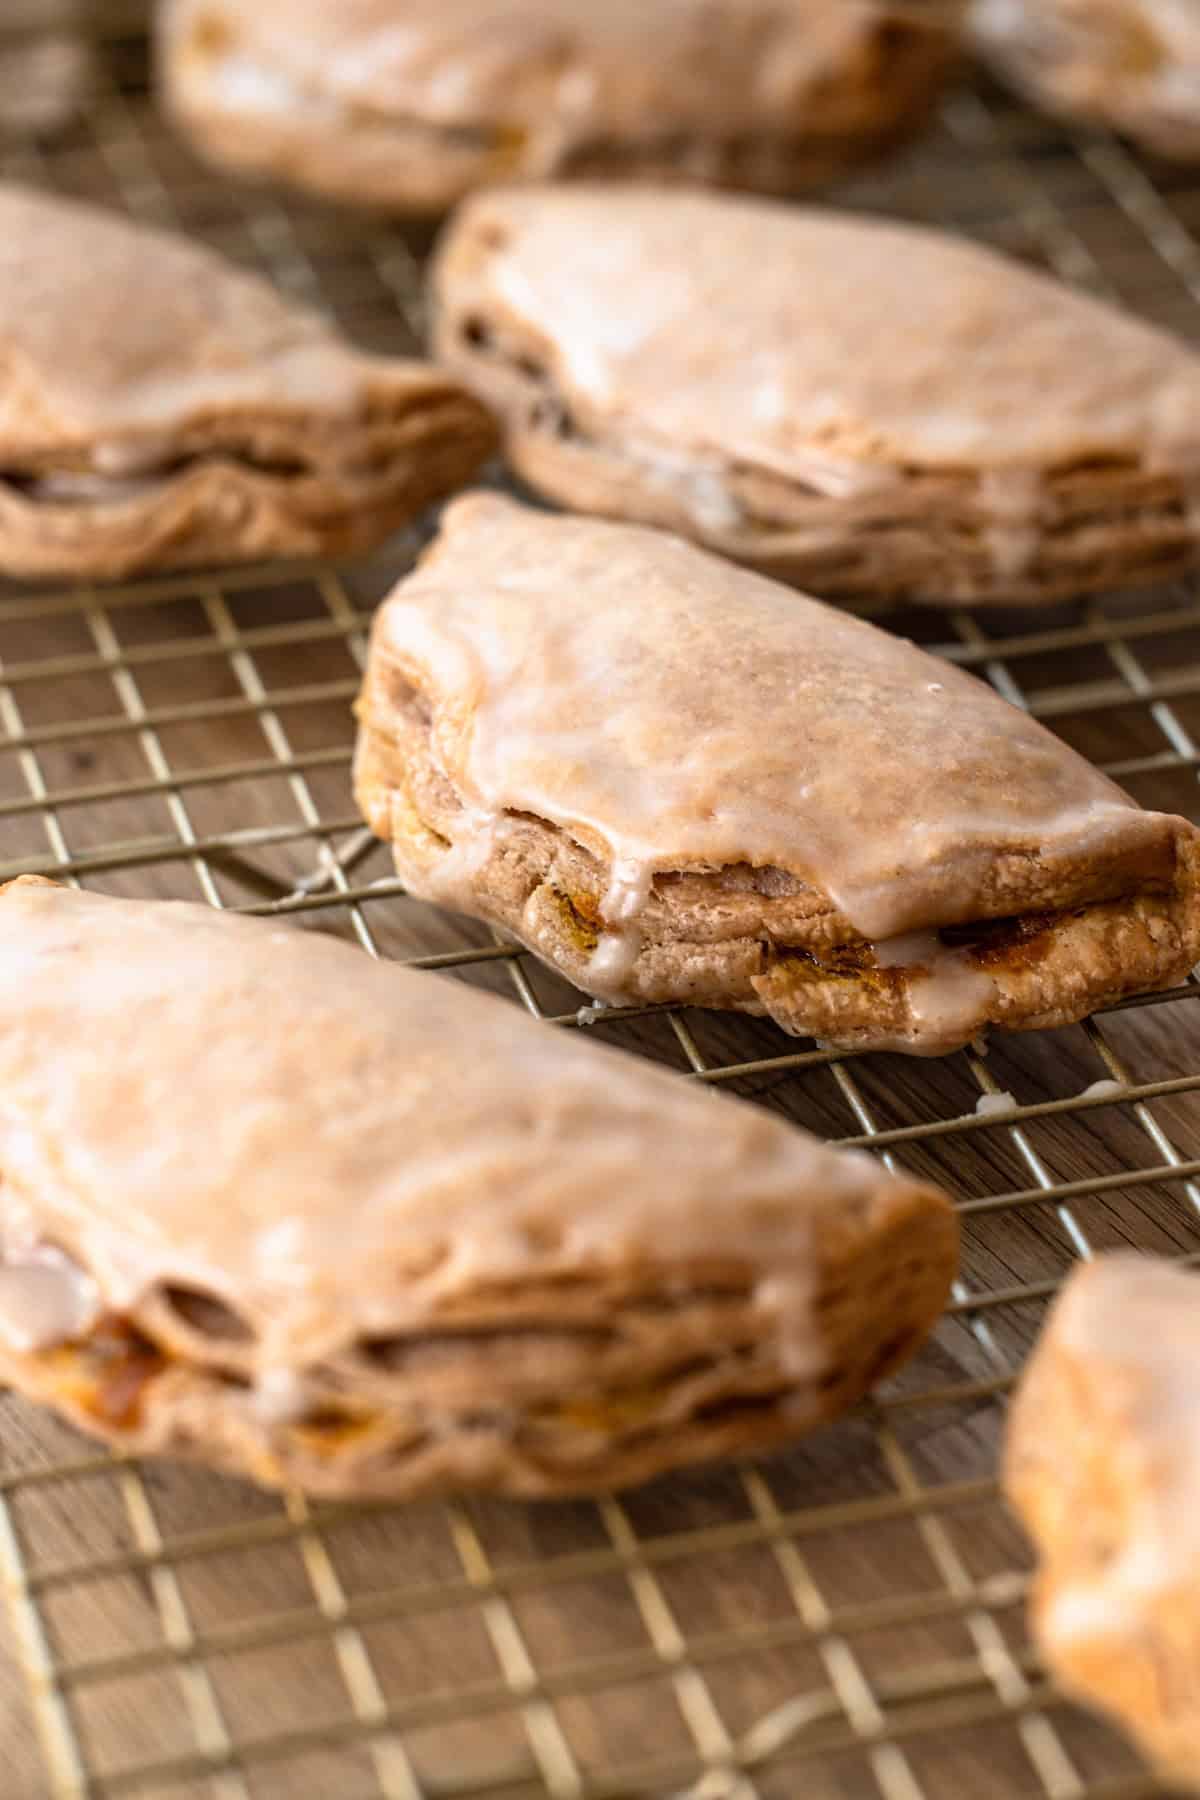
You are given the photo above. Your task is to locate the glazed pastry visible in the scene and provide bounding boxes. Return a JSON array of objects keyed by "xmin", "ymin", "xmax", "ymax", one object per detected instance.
[
  {"xmin": 0, "ymin": 183, "xmax": 495, "ymax": 579},
  {"xmin": 158, "ymin": 0, "xmax": 960, "ymax": 215},
  {"xmin": 0, "ymin": 2, "xmax": 91, "ymax": 138},
  {"xmin": 1006, "ymin": 1255, "xmax": 1200, "ymax": 1787},
  {"xmin": 972, "ymin": 0, "xmax": 1200, "ymax": 160},
  {"xmin": 433, "ymin": 186, "xmax": 1200, "ymax": 606},
  {"xmin": 0, "ymin": 876, "xmax": 957, "ymax": 1500},
  {"xmin": 354, "ymin": 495, "xmax": 1200, "ymax": 1055}
]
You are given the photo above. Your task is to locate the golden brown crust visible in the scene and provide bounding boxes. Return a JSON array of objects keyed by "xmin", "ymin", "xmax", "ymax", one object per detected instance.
[
  {"xmin": 0, "ymin": 878, "xmax": 957, "ymax": 1499},
  {"xmin": 159, "ymin": 0, "xmax": 960, "ymax": 214}
]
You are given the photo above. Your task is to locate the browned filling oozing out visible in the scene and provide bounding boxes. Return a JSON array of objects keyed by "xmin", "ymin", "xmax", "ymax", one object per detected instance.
[
  {"xmin": 29, "ymin": 1300, "xmax": 800, "ymax": 1455},
  {"xmin": 42, "ymin": 1316, "xmax": 169, "ymax": 1431},
  {"xmin": 775, "ymin": 907, "xmax": 1074, "ymax": 986},
  {"xmin": 544, "ymin": 872, "xmax": 1077, "ymax": 982}
]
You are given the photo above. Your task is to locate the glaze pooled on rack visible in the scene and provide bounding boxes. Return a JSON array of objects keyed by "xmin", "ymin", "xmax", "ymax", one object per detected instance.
[{"xmin": 355, "ymin": 496, "xmax": 1200, "ymax": 1054}]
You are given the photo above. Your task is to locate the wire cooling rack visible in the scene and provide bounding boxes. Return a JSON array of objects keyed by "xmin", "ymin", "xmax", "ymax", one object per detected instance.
[{"xmin": 1, "ymin": 10, "xmax": 1200, "ymax": 1798}]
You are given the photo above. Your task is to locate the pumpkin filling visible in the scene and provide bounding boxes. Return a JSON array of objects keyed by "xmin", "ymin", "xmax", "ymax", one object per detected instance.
[{"xmin": 17, "ymin": 1302, "xmax": 803, "ymax": 1460}]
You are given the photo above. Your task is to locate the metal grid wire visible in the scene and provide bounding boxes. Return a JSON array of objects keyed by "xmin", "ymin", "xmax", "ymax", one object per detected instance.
[{"xmin": 1, "ymin": 10, "xmax": 1199, "ymax": 1798}]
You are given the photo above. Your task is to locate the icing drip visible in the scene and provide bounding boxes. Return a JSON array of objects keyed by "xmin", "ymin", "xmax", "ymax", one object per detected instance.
[
  {"xmin": 0, "ymin": 1246, "xmax": 101, "ymax": 1353},
  {"xmin": 753, "ymin": 1272, "xmax": 825, "ymax": 1382},
  {"xmin": 875, "ymin": 930, "xmax": 997, "ymax": 1048},
  {"xmin": 251, "ymin": 1367, "xmax": 311, "ymax": 1426},
  {"xmin": 978, "ymin": 468, "xmax": 1043, "ymax": 581},
  {"xmin": 586, "ymin": 857, "xmax": 653, "ymax": 996},
  {"xmin": 427, "ymin": 810, "xmax": 507, "ymax": 904}
]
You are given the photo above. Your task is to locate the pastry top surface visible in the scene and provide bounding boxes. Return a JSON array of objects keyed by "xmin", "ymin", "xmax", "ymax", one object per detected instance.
[
  {"xmin": 165, "ymin": 0, "xmax": 945, "ymax": 137},
  {"xmin": 434, "ymin": 185, "xmax": 1200, "ymax": 482},
  {"xmin": 0, "ymin": 878, "xmax": 942, "ymax": 1369},
  {"xmin": 0, "ymin": 182, "xmax": 457, "ymax": 457},
  {"xmin": 366, "ymin": 495, "xmax": 1189, "ymax": 940}
]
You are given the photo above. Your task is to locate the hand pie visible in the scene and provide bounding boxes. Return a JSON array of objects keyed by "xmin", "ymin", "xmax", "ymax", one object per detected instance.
[
  {"xmin": 1006, "ymin": 1255, "xmax": 1200, "ymax": 1787},
  {"xmin": 158, "ymin": 0, "xmax": 959, "ymax": 215},
  {"xmin": 0, "ymin": 2, "xmax": 91, "ymax": 139},
  {"xmin": 355, "ymin": 496, "xmax": 1200, "ymax": 1056},
  {"xmin": 0, "ymin": 184, "xmax": 495, "ymax": 579},
  {"xmin": 0, "ymin": 876, "xmax": 956, "ymax": 1500},
  {"xmin": 972, "ymin": 0, "xmax": 1200, "ymax": 160},
  {"xmin": 433, "ymin": 186, "xmax": 1200, "ymax": 606}
]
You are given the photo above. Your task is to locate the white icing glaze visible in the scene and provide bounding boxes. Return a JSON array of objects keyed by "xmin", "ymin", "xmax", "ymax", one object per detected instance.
[
  {"xmin": 251, "ymin": 1367, "xmax": 311, "ymax": 1426},
  {"xmin": 754, "ymin": 1273, "xmax": 824, "ymax": 1382},
  {"xmin": 586, "ymin": 929, "xmax": 641, "ymax": 993},
  {"xmin": 877, "ymin": 928, "xmax": 998, "ymax": 1044},
  {"xmin": 0, "ymin": 881, "xmax": 934, "ymax": 1379},
  {"xmin": 1081, "ymin": 1078, "xmax": 1124, "ymax": 1101},
  {"xmin": 974, "ymin": 1091, "xmax": 1017, "ymax": 1118},
  {"xmin": 584, "ymin": 857, "xmax": 653, "ymax": 991},
  {"xmin": 907, "ymin": 962, "xmax": 997, "ymax": 1049},
  {"xmin": 0, "ymin": 1245, "xmax": 101, "ymax": 1352},
  {"xmin": 0, "ymin": 185, "xmax": 387, "ymax": 453},
  {"xmin": 978, "ymin": 467, "xmax": 1043, "ymax": 582}
]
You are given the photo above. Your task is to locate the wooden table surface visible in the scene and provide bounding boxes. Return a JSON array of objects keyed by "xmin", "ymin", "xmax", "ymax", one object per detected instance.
[{"xmin": 0, "ymin": 16, "xmax": 1197, "ymax": 1798}]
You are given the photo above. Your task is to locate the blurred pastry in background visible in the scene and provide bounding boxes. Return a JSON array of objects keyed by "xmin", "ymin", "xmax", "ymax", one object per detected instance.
[
  {"xmin": 1006, "ymin": 1254, "xmax": 1200, "ymax": 1787},
  {"xmin": 434, "ymin": 185, "xmax": 1200, "ymax": 607},
  {"xmin": 354, "ymin": 493, "xmax": 1200, "ymax": 1055},
  {"xmin": 0, "ymin": 183, "xmax": 495, "ymax": 579},
  {"xmin": 158, "ymin": 0, "xmax": 961, "ymax": 214},
  {"xmin": 0, "ymin": 0, "xmax": 92, "ymax": 138},
  {"xmin": 0, "ymin": 876, "xmax": 958, "ymax": 1500},
  {"xmin": 971, "ymin": 0, "xmax": 1200, "ymax": 159}
]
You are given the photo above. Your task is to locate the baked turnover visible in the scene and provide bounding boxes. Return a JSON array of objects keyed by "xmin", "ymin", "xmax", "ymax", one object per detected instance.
[
  {"xmin": 0, "ymin": 877, "xmax": 957, "ymax": 1499},
  {"xmin": 0, "ymin": 183, "xmax": 495, "ymax": 578},
  {"xmin": 972, "ymin": 0, "xmax": 1200, "ymax": 161},
  {"xmin": 0, "ymin": 1, "xmax": 91, "ymax": 139},
  {"xmin": 1006, "ymin": 1255, "xmax": 1200, "ymax": 1787},
  {"xmin": 355, "ymin": 496, "xmax": 1200, "ymax": 1055},
  {"xmin": 159, "ymin": 0, "xmax": 960, "ymax": 214},
  {"xmin": 433, "ymin": 186, "xmax": 1200, "ymax": 605}
]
